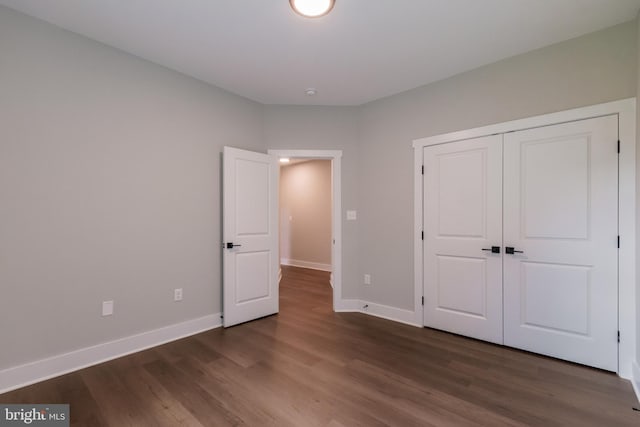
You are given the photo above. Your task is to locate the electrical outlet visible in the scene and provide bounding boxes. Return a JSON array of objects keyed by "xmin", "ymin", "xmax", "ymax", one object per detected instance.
[
  {"xmin": 364, "ymin": 274, "xmax": 371, "ymax": 285},
  {"xmin": 174, "ymin": 288, "xmax": 183, "ymax": 301},
  {"xmin": 102, "ymin": 300, "xmax": 114, "ymax": 316}
]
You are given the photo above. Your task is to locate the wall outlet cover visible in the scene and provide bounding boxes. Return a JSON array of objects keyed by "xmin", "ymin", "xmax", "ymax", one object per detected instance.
[{"xmin": 102, "ymin": 300, "xmax": 114, "ymax": 316}]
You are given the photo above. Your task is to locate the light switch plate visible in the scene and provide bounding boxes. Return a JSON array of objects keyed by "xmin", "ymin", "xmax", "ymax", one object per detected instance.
[
  {"xmin": 346, "ymin": 210, "xmax": 357, "ymax": 220},
  {"xmin": 102, "ymin": 300, "xmax": 114, "ymax": 316}
]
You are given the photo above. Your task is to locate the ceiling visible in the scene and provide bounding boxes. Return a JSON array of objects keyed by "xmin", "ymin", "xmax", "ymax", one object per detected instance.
[{"xmin": 2, "ymin": 0, "xmax": 640, "ymax": 106}]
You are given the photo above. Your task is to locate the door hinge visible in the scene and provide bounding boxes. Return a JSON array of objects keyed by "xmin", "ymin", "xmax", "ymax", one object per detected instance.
[
  {"xmin": 617, "ymin": 235, "xmax": 620, "ymax": 249},
  {"xmin": 421, "ymin": 165, "xmax": 424, "ymax": 175},
  {"xmin": 421, "ymin": 231, "xmax": 424, "ymax": 240},
  {"xmin": 617, "ymin": 330, "xmax": 620, "ymax": 343},
  {"xmin": 617, "ymin": 140, "xmax": 620, "ymax": 153},
  {"xmin": 421, "ymin": 296, "xmax": 424, "ymax": 306}
]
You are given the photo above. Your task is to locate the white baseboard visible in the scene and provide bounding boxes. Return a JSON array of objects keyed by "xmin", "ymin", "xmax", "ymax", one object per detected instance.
[
  {"xmin": 0, "ymin": 313, "xmax": 221, "ymax": 394},
  {"xmin": 360, "ymin": 300, "xmax": 422, "ymax": 327},
  {"xmin": 281, "ymin": 258, "xmax": 332, "ymax": 272},
  {"xmin": 632, "ymin": 361, "xmax": 640, "ymax": 404},
  {"xmin": 334, "ymin": 298, "xmax": 421, "ymax": 328}
]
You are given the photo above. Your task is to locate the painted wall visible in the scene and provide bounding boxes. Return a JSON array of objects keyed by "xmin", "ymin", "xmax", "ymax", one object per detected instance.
[
  {"xmin": 1, "ymin": 3, "xmax": 639, "ymax": 378},
  {"xmin": 263, "ymin": 106, "xmax": 360, "ymax": 299},
  {"xmin": 358, "ymin": 21, "xmax": 638, "ymax": 310},
  {"xmin": 279, "ymin": 160, "xmax": 332, "ymax": 269},
  {"xmin": 0, "ymin": 7, "xmax": 264, "ymax": 370},
  {"xmin": 636, "ymin": 13, "xmax": 640, "ymax": 370}
]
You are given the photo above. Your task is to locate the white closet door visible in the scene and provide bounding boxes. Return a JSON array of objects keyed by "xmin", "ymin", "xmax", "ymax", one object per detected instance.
[
  {"xmin": 503, "ymin": 115, "xmax": 618, "ymax": 371},
  {"xmin": 423, "ymin": 135, "xmax": 504, "ymax": 344}
]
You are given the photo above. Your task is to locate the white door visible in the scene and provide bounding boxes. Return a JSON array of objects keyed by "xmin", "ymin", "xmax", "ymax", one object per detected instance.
[
  {"xmin": 222, "ymin": 146, "xmax": 279, "ymax": 327},
  {"xmin": 503, "ymin": 115, "xmax": 618, "ymax": 371},
  {"xmin": 423, "ymin": 135, "xmax": 504, "ymax": 344}
]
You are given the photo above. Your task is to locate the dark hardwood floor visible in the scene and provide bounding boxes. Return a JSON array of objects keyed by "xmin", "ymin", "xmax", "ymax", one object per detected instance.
[{"xmin": 2, "ymin": 265, "xmax": 639, "ymax": 426}]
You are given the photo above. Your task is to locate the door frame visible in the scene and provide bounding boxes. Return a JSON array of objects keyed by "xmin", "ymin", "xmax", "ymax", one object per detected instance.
[
  {"xmin": 412, "ymin": 98, "xmax": 636, "ymax": 378},
  {"xmin": 268, "ymin": 149, "xmax": 343, "ymax": 312}
]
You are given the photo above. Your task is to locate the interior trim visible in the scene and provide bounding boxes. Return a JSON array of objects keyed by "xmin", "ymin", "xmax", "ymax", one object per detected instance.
[
  {"xmin": 413, "ymin": 98, "xmax": 637, "ymax": 379},
  {"xmin": 268, "ymin": 149, "xmax": 343, "ymax": 311},
  {"xmin": 281, "ymin": 258, "xmax": 332, "ymax": 272},
  {"xmin": 0, "ymin": 314, "xmax": 221, "ymax": 394}
]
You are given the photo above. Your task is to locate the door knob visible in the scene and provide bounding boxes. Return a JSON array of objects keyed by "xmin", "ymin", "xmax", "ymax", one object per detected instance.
[
  {"xmin": 481, "ymin": 246, "xmax": 501, "ymax": 254},
  {"xmin": 505, "ymin": 246, "xmax": 524, "ymax": 254},
  {"xmin": 225, "ymin": 242, "xmax": 242, "ymax": 249}
]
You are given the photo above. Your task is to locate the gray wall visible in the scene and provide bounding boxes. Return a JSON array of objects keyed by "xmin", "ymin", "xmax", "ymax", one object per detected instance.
[
  {"xmin": 280, "ymin": 160, "xmax": 332, "ymax": 267},
  {"xmin": 2, "ymin": 4, "xmax": 638, "ymax": 373},
  {"xmin": 0, "ymin": 7, "xmax": 264, "ymax": 370},
  {"xmin": 636, "ymin": 13, "xmax": 640, "ymax": 369},
  {"xmin": 263, "ymin": 106, "xmax": 360, "ymax": 299},
  {"xmin": 358, "ymin": 21, "xmax": 638, "ymax": 310}
]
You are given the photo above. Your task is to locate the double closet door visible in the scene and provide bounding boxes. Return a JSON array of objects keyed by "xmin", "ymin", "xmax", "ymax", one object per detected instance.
[{"xmin": 422, "ymin": 115, "xmax": 619, "ymax": 371}]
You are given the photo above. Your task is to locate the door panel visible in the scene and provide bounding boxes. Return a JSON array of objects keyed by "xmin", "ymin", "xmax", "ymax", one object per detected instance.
[
  {"xmin": 503, "ymin": 115, "xmax": 618, "ymax": 371},
  {"xmin": 437, "ymin": 148, "xmax": 487, "ymax": 237},
  {"xmin": 423, "ymin": 135, "xmax": 503, "ymax": 344},
  {"xmin": 436, "ymin": 255, "xmax": 487, "ymax": 318},
  {"xmin": 223, "ymin": 147, "xmax": 279, "ymax": 327},
  {"xmin": 235, "ymin": 251, "xmax": 271, "ymax": 303},
  {"xmin": 519, "ymin": 262, "xmax": 591, "ymax": 335},
  {"xmin": 520, "ymin": 136, "xmax": 590, "ymax": 239},
  {"xmin": 235, "ymin": 159, "xmax": 270, "ymax": 234}
]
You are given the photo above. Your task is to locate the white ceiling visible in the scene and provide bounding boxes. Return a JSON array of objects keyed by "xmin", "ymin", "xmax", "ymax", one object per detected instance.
[{"xmin": 2, "ymin": 0, "xmax": 640, "ymax": 106}]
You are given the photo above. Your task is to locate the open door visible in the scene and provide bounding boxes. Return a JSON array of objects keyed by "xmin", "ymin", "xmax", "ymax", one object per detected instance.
[{"xmin": 222, "ymin": 146, "xmax": 279, "ymax": 327}]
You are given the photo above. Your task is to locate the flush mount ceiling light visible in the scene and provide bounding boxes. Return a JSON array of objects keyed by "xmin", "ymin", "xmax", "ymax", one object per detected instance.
[{"xmin": 290, "ymin": 0, "xmax": 335, "ymax": 18}]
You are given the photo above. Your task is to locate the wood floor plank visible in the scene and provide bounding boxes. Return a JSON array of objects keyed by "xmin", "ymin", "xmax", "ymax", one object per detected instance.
[
  {"xmin": 55, "ymin": 373, "xmax": 108, "ymax": 427},
  {"xmin": 1, "ymin": 265, "xmax": 638, "ymax": 426},
  {"xmin": 80, "ymin": 364, "xmax": 162, "ymax": 426},
  {"xmin": 202, "ymin": 356, "xmax": 302, "ymax": 427}
]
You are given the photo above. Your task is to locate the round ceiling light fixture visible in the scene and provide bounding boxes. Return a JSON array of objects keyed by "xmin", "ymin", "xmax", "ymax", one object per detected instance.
[{"xmin": 290, "ymin": 0, "xmax": 335, "ymax": 18}]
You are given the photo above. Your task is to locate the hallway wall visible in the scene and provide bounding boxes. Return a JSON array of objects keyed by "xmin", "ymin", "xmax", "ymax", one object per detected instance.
[{"xmin": 279, "ymin": 160, "xmax": 332, "ymax": 270}]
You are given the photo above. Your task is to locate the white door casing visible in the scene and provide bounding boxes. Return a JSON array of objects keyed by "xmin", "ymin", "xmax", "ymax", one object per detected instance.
[
  {"xmin": 222, "ymin": 147, "xmax": 279, "ymax": 327},
  {"xmin": 414, "ymin": 98, "xmax": 635, "ymax": 378},
  {"xmin": 423, "ymin": 135, "xmax": 504, "ymax": 344},
  {"xmin": 267, "ymin": 149, "xmax": 343, "ymax": 311},
  {"xmin": 421, "ymin": 115, "xmax": 620, "ymax": 371},
  {"xmin": 503, "ymin": 115, "xmax": 618, "ymax": 371}
]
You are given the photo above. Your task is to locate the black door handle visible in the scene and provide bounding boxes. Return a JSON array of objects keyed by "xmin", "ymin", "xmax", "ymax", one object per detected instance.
[
  {"xmin": 481, "ymin": 246, "xmax": 501, "ymax": 254},
  {"xmin": 226, "ymin": 242, "xmax": 242, "ymax": 249},
  {"xmin": 505, "ymin": 246, "xmax": 524, "ymax": 254}
]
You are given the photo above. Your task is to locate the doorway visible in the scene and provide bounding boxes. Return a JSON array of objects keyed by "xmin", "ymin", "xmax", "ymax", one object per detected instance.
[
  {"xmin": 268, "ymin": 150, "xmax": 343, "ymax": 311},
  {"xmin": 279, "ymin": 159, "xmax": 332, "ymax": 272}
]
